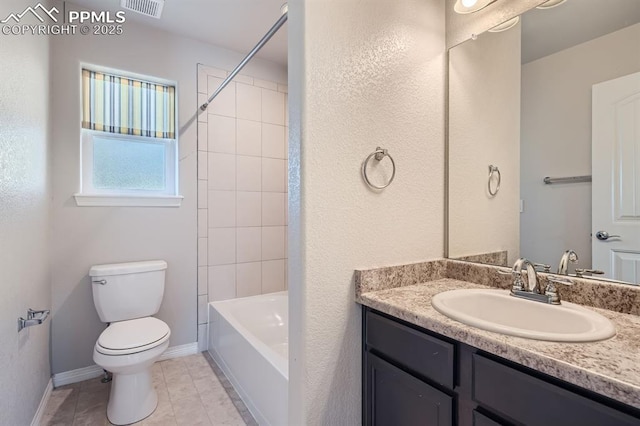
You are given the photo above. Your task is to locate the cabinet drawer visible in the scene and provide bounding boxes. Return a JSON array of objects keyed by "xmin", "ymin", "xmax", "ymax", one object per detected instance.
[
  {"xmin": 473, "ymin": 354, "xmax": 640, "ymax": 426},
  {"xmin": 473, "ymin": 410, "xmax": 503, "ymax": 426},
  {"xmin": 366, "ymin": 352, "xmax": 453, "ymax": 426},
  {"xmin": 365, "ymin": 310, "xmax": 455, "ymax": 389}
]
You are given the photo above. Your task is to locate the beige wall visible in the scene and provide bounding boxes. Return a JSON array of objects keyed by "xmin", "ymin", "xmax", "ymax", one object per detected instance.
[
  {"xmin": 449, "ymin": 24, "xmax": 521, "ymax": 265},
  {"xmin": 521, "ymin": 23, "xmax": 640, "ymax": 268},
  {"xmin": 0, "ymin": 0, "xmax": 52, "ymax": 423},
  {"xmin": 50, "ymin": 0, "xmax": 286, "ymax": 374},
  {"xmin": 288, "ymin": 0, "xmax": 445, "ymax": 423}
]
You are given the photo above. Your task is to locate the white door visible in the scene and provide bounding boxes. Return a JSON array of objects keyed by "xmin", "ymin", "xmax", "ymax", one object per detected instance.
[{"xmin": 592, "ymin": 72, "xmax": 640, "ymax": 284}]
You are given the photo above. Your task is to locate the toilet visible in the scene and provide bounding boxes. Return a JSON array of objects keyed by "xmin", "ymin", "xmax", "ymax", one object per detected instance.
[{"xmin": 90, "ymin": 260, "xmax": 171, "ymax": 425}]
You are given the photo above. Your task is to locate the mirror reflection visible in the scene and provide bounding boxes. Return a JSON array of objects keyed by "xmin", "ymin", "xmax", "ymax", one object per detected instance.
[{"xmin": 447, "ymin": 0, "xmax": 640, "ymax": 285}]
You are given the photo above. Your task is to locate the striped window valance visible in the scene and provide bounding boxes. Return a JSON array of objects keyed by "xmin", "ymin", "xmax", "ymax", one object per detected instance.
[{"xmin": 82, "ymin": 69, "xmax": 176, "ymax": 139}]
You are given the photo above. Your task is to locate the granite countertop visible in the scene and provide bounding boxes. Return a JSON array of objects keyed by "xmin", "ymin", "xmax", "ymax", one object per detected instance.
[{"xmin": 357, "ymin": 278, "xmax": 640, "ymax": 409}]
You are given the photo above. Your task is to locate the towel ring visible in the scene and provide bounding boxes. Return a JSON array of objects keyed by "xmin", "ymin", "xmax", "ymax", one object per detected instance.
[
  {"xmin": 488, "ymin": 165, "xmax": 501, "ymax": 196},
  {"xmin": 362, "ymin": 147, "xmax": 396, "ymax": 190}
]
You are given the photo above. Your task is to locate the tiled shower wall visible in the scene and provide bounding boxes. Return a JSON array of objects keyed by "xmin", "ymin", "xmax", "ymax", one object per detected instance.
[{"xmin": 196, "ymin": 64, "xmax": 288, "ymax": 343}]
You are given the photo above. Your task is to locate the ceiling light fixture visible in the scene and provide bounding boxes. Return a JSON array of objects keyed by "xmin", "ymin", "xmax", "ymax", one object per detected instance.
[
  {"xmin": 454, "ymin": 0, "xmax": 497, "ymax": 14},
  {"xmin": 536, "ymin": 0, "xmax": 568, "ymax": 10},
  {"xmin": 488, "ymin": 16, "xmax": 520, "ymax": 32}
]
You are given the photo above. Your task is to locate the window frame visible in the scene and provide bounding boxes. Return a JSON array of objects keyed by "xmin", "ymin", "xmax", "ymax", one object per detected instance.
[{"xmin": 74, "ymin": 66, "xmax": 182, "ymax": 207}]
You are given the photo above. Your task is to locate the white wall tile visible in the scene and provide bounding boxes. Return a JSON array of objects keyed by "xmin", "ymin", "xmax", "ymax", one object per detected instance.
[
  {"xmin": 262, "ymin": 226, "xmax": 285, "ymax": 260},
  {"xmin": 198, "ymin": 266, "xmax": 208, "ymax": 296},
  {"xmin": 208, "ymin": 190, "xmax": 236, "ymax": 228},
  {"xmin": 198, "ymin": 180, "xmax": 208, "ymax": 209},
  {"xmin": 285, "ymin": 259, "xmax": 288, "ymax": 290},
  {"xmin": 198, "ymin": 209, "xmax": 208, "ymax": 238},
  {"xmin": 198, "ymin": 295, "xmax": 208, "ymax": 325},
  {"xmin": 285, "ymin": 194, "xmax": 289, "ymax": 224},
  {"xmin": 198, "ymin": 93, "xmax": 208, "ymax": 123},
  {"xmin": 262, "ymin": 192, "xmax": 285, "ymax": 226},
  {"xmin": 208, "ymin": 228, "xmax": 236, "ymax": 265},
  {"xmin": 278, "ymin": 84, "xmax": 288, "ymax": 94},
  {"xmin": 201, "ymin": 66, "xmax": 227, "ymax": 79},
  {"xmin": 262, "ymin": 123, "xmax": 285, "ymax": 159},
  {"xmin": 236, "ymin": 262, "xmax": 262, "ymax": 297},
  {"xmin": 262, "ymin": 259, "xmax": 285, "ymax": 294},
  {"xmin": 237, "ymin": 227, "xmax": 261, "ymax": 263},
  {"xmin": 284, "ymin": 160, "xmax": 288, "ymax": 193},
  {"xmin": 285, "ymin": 94, "xmax": 289, "ymax": 125},
  {"xmin": 284, "ymin": 126, "xmax": 289, "ymax": 160},
  {"xmin": 262, "ymin": 89, "xmax": 285, "ymax": 125},
  {"xmin": 198, "ymin": 121, "xmax": 208, "ymax": 152},
  {"xmin": 237, "ymin": 155, "xmax": 261, "ymax": 191},
  {"xmin": 237, "ymin": 191, "xmax": 261, "ymax": 227},
  {"xmin": 236, "ymin": 83, "xmax": 262, "ymax": 121},
  {"xmin": 197, "ymin": 68, "xmax": 208, "ymax": 94},
  {"xmin": 208, "ymin": 115, "xmax": 236, "ymax": 154},
  {"xmin": 207, "ymin": 77, "xmax": 236, "ymax": 117},
  {"xmin": 234, "ymin": 74, "xmax": 254, "ymax": 85},
  {"xmin": 198, "ymin": 237, "xmax": 208, "ymax": 266},
  {"xmin": 254, "ymin": 78, "xmax": 278, "ymax": 90},
  {"xmin": 262, "ymin": 158, "xmax": 286, "ymax": 192},
  {"xmin": 208, "ymin": 264, "xmax": 236, "ymax": 301},
  {"xmin": 208, "ymin": 153, "xmax": 236, "ymax": 190},
  {"xmin": 236, "ymin": 119, "xmax": 261, "ymax": 156},
  {"xmin": 197, "ymin": 151, "xmax": 208, "ymax": 180},
  {"xmin": 197, "ymin": 324, "xmax": 208, "ymax": 352}
]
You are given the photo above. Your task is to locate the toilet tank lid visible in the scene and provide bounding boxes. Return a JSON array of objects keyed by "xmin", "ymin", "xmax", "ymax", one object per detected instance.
[{"xmin": 89, "ymin": 260, "xmax": 167, "ymax": 277}]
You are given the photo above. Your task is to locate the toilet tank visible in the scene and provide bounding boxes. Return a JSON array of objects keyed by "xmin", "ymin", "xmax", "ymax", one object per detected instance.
[{"xmin": 89, "ymin": 260, "xmax": 167, "ymax": 323}]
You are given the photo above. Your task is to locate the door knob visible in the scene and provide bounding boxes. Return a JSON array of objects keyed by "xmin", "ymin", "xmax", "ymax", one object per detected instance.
[{"xmin": 595, "ymin": 231, "xmax": 621, "ymax": 241}]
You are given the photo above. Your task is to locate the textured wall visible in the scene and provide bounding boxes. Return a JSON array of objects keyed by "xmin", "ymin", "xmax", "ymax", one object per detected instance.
[
  {"xmin": 49, "ymin": 0, "xmax": 286, "ymax": 374},
  {"xmin": 0, "ymin": 0, "xmax": 52, "ymax": 423},
  {"xmin": 449, "ymin": 24, "xmax": 521, "ymax": 265},
  {"xmin": 288, "ymin": 0, "xmax": 446, "ymax": 423},
  {"xmin": 521, "ymin": 23, "xmax": 640, "ymax": 269}
]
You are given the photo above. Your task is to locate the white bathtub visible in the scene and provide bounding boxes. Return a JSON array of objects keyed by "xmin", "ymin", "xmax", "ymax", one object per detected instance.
[{"xmin": 208, "ymin": 291, "xmax": 288, "ymax": 426}]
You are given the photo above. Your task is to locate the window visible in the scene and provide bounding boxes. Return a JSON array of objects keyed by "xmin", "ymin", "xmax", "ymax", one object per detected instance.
[{"xmin": 74, "ymin": 68, "xmax": 182, "ymax": 207}]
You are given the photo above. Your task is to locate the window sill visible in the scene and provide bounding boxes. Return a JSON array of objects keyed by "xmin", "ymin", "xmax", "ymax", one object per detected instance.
[{"xmin": 74, "ymin": 193, "xmax": 184, "ymax": 207}]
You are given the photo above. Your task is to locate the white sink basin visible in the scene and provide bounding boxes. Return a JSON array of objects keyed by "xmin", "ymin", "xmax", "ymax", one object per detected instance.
[{"xmin": 431, "ymin": 289, "xmax": 615, "ymax": 342}]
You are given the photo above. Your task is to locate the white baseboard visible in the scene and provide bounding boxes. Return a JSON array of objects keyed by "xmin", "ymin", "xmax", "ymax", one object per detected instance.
[
  {"xmin": 31, "ymin": 378, "xmax": 53, "ymax": 426},
  {"xmin": 52, "ymin": 364, "xmax": 104, "ymax": 387},
  {"xmin": 158, "ymin": 342, "xmax": 199, "ymax": 361},
  {"xmin": 52, "ymin": 342, "xmax": 200, "ymax": 388}
]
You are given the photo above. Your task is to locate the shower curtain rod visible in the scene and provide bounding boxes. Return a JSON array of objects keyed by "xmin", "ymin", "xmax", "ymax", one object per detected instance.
[{"xmin": 200, "ymin": 7, "xmax": 288, "ymax": 111}]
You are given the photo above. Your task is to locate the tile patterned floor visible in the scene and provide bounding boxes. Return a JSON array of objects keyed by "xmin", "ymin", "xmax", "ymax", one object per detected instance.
[{"xmin": 41, "ymin": 352, "xmax": 257, "ymax": 426}]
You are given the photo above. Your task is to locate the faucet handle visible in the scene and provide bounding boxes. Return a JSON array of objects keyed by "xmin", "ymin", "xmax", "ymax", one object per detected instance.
[
  {"xmin": 574, "ymin": 268, "xmax": 605, "ymax": 277},
  {"xmin": 545, "ymin": 276, "xmax": 573, "ymax": 304},
  {"xmin": 547, "ymin": 276, "xmax": 573, "ymax": 286},
  {"xmin": 533, "ymin": 263, "xmax": 551, "ymax": 273}
]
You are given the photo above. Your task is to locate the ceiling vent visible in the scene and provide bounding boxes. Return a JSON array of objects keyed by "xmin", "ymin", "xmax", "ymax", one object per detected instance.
[{"xmin": 120, "ymin": 0, "xmax": 165, "ymax": 19}]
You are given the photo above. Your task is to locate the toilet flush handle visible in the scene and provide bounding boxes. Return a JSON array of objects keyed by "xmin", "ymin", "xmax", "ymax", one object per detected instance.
[{"xmin": 92, "ymin": 279, "xmax": 107, "ymax": 285}]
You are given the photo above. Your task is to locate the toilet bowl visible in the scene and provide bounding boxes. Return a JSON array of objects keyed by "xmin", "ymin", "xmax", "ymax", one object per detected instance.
[{"xmin": 89, "ymin": 260, "xmax": 171, "ymax": 425}]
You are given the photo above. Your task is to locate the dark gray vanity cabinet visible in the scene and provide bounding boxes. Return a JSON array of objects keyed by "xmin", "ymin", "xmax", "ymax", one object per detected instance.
[{"xmin": 362, "ymin": 307, "xmax": 640, "ymax": 426}]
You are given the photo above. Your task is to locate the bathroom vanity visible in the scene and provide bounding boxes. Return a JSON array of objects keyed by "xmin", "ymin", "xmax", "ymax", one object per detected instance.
[{"xmin": 355, "ymin": 261, "xmax": 640, "ymax": 426}]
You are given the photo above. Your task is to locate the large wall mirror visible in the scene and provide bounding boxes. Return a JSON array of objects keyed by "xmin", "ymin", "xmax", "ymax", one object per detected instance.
[{"xmin": 447, "ymin": 0, "xmax": 640, "ymax": 285}]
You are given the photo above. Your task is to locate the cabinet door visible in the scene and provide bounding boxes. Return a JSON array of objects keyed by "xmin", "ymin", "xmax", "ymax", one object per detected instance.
[{"xmin": 365, "ymin": 352, "xmax": 453, "ymax": 426}]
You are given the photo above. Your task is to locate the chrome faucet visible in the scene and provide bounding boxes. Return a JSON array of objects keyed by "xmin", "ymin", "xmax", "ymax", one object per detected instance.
[
  {"xmin": 500, "ymin": 258, "xmax": 573, "ymax": 305},
  {"xmin": 558, "ymin": 250, "xmax": 579, "ymax": 275}
]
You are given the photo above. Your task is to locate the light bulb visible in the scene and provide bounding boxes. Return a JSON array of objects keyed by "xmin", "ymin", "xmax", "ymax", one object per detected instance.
[{"xmin": 462, "ymin": 0, "xmax": 478, "ymax": 6}]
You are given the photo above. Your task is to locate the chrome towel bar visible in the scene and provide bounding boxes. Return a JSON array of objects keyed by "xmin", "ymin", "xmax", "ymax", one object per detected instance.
[{"xmin": 543, "ymin": 175, "xmax": 592, "ymax": 184}]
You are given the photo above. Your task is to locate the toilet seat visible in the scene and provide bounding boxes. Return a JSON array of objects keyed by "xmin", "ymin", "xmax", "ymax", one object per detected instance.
[{"xmin": 96, "ymin": 317, "xmax": 170, "ymax": 356}]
